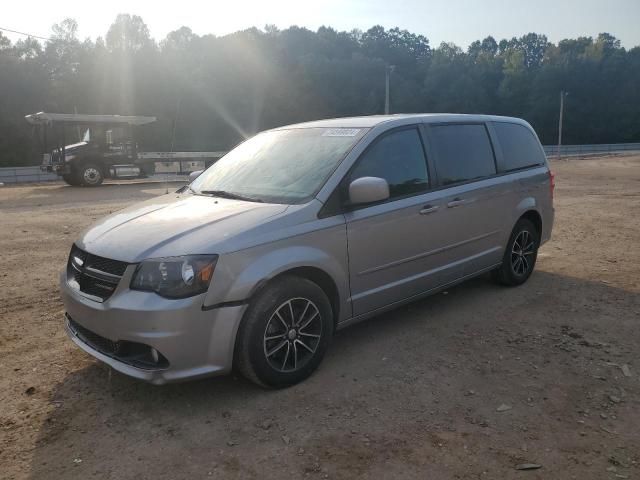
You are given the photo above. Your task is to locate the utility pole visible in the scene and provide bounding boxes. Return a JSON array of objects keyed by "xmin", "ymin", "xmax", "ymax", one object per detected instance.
[
  {"xmin": 557, "ymin": 90, "xmax": 568, "ymax": 160},
  {"xmin": 385, "ymin": 64, "xmax": 395, "ymax": 114}
]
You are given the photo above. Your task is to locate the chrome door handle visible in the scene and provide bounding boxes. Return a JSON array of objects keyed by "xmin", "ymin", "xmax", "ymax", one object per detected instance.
[
  {"xmin": 447, "ymin": 198, "xmax": 471, "ymax": 208},
  {"xmin": 419, "ymin": 205, "xmax": 439, "ymax": 215}
]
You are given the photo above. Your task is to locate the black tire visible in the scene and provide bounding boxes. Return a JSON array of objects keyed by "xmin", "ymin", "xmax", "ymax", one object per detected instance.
[
  {"xmin": 235, "ymin": 275, "xmax": 334, "ymax": 388},
  {"xmin": 77, "ymin": 163, "xmax": 104, "ymax": 186},
  {"xmin": 62, "ymin": 173, "xmax": 79, "ymax": 186},
  {"xmin": 493, "ymin": 218, "xmax": 539, "ymax": 286}
]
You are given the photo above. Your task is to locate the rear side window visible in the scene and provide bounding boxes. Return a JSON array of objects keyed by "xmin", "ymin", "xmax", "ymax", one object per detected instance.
[
  {"xmin": 493, "ymin": 122, "xmax": 545, "ymax": 172},
  {"xmin": 429, "ymin": 124, "xmax": 496, "ymax": 186},
  {"xmin": 350, "ymin": 128, "xmax": 429, "ymax": 199}
]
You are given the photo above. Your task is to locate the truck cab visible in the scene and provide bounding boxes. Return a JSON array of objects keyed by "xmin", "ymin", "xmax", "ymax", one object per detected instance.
[
  {"xmin": 27, "ymin": 112, "xmax": 157, "ymax": 186},
  {"xmin": 26, "ymin": 112, "xmax": 226, "ymax": 186}
]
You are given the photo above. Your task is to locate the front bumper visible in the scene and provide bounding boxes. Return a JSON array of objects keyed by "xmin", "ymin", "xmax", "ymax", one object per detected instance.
[
  {"xmin": 60, "ymin": 270, "xmax": 246, "ymax": 385},
  {"xmin": 41, "ymin": 163, "xmax": 69, "ymax": 175}
]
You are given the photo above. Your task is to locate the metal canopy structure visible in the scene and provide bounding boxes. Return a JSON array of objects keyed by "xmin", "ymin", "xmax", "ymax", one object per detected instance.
[{"xmin": 24, "ymin": 112, "xmax": 157, "ymax": 126}]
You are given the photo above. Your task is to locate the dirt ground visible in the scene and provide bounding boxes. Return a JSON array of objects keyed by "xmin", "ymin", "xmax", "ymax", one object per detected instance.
[{"xmin": 1, "ymin": 156, "xmax": 639, "ymax": 480}]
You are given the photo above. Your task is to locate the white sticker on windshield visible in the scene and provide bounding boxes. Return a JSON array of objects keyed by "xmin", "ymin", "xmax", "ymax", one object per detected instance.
[{"xmin": 322, "ymin": 128, "xmax": 361, "ymax": 137}]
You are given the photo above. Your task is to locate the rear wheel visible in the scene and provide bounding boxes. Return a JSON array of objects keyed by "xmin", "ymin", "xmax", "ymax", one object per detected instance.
[
  {"xmin": 493, "ymin": 218, "xmax": 539, "ymax": 286},
  {"xmin": 235, "ymin": 276, "xmax": 334, "ymax": 388},
  {"xmin": 77, "ymin": 163, "xmax": 103, "ymax": 186}
]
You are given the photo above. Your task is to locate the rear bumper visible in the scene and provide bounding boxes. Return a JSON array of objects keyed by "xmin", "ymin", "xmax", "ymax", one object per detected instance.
[
  {"xmin": 60, "ymin": 271, "xmax": 246, "ymax": 385},
  {"xmin": 540, "ymin": 206, "xmax": 554, "ymax": 245}
]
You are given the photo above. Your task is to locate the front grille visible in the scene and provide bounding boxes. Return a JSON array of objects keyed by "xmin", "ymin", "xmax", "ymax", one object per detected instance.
[
  {"xmin": 67, "ymin": 244, "xmax": 129, "ymax": 301},
  {"xmin": 67, "ymin": 315, "xmax": 169, "ymax": 370},
  {"xmin": 84, "ymin": 254, "xmax": 128, "ymax": 277}
]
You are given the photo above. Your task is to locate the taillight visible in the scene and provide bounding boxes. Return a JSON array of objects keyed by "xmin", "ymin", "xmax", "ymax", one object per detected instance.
[{"xmin": 549, "ymin": 170, "xmax": 555, "ymax": 199}]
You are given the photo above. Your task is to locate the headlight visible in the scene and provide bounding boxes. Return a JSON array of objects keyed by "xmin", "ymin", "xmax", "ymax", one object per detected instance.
[{"xmin": 130, "ymin": 255, "xmax": 218, "ymax": 298}]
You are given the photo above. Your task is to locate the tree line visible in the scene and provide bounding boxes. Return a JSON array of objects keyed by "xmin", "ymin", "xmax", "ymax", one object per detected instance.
[{"xmin": 1, "ymin": 15, "xmax": 639, "ymax": 167}]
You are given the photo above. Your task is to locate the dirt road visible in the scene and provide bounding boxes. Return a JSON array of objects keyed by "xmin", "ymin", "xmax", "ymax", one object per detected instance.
[{"xmin": 1, "ymin": 156, "xmax": 639, "ymax": 479}]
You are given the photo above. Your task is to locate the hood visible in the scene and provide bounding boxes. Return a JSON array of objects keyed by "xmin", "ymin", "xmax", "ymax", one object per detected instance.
[
  {"xmin": 77, "ymin": 193, "xmax": 289, "ymax": 262},
  {"xmin": 54, "ymin": 141, "xmax": 88, "ymax": 153}
]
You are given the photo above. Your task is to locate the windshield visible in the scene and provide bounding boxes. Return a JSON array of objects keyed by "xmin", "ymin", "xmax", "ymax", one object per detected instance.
[{"xmin": 190, "ymin": 127, "xmax": 366, "ymax": 204}]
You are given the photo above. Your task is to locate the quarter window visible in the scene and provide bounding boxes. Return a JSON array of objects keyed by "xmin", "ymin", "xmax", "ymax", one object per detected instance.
[
  {"xmin": 493, "ymin": 122, "xmax": 545, "ymax": 172},
  {"xmin": 430, "ymin": 124, "xmax": 496, "ymax": 186},
  {"xmin": 350, "ymin": 128, "xmax": 429, "ymax": 199}
]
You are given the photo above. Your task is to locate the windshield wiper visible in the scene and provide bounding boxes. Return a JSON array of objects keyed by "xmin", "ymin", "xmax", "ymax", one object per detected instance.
[
  {"xmin": 175, "ymin": 184, "xmax": 194, "ymax": 194},
  {"xmin": 199, "ymin": 190, "xmax": 264, "ymax": 203}
]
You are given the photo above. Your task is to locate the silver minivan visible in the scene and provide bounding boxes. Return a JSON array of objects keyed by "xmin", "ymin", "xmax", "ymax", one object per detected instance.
[{"xmin": 62, "ymin": 114, "xmax": 554, "ymax": 387}]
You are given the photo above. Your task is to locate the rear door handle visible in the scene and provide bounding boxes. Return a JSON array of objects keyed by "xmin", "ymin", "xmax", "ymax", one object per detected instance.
[
  {"xmin": 447, "ymin": 197, "xmax": 472, "ymax": 208},
  {"xmin": 419, "ymin": 205, "xmax": 439, "ymax": 215}
]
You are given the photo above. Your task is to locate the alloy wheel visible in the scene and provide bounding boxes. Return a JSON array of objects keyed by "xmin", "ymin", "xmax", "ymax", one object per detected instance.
[
  {"xmin": 263, "ymin": 297, "xmax": 323, "ymax": 373},
  {"xmin": 511, "ymin": 229, "xmax": 535, "ymax": 276}
]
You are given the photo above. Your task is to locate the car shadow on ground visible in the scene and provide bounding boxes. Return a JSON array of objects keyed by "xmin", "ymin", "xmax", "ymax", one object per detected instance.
[{"xmin": 28, "ymin": 270, "xmax": 640, "ymax": 479}]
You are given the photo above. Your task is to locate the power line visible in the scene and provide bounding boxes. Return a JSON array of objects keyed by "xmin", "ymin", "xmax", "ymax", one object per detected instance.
[{"xmin": 0, "ymin": 26, "xmax": 52, "ymax": 42}]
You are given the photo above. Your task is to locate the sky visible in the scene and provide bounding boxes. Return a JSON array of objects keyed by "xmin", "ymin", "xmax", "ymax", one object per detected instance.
[{"xmin": 2, "ymin": 0, "xmax": 639, "ymax": 49}]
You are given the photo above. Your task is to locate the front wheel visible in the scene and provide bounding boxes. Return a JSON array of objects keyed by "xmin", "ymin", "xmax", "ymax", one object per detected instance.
[
  {"xmin": 77, "ymin": 163, "xmax": 104, "ymax": 186},
  {"xmin": 493, "ymin": 218, "xmax": 539, "ymax": 286},
  {"xmin": 235, "ymin": 276, "xmax": 334, "ymax": 388}
]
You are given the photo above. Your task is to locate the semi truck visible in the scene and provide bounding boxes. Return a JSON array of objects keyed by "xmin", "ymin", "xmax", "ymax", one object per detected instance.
[{"xmin": 26, "ymin": 112, "xmax": 225, "ymax": 186}]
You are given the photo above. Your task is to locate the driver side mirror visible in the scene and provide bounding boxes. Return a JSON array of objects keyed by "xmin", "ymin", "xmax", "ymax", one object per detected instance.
[
  {"xmin": 348, "ymin": 176, "xmax": 390, "ymax": 205},
  {"xmin": 189, "ymin": 170, "xmax": 204, "ymax": 182}
]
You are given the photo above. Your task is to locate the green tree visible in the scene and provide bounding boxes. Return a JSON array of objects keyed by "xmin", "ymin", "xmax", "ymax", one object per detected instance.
[
  {"xmin": 1, "ymin": 17, "xmax": 639, "ymax": 167},
  {"xmin": 105, "ymin": 14, "xmax": 153, "ymax": 52}
]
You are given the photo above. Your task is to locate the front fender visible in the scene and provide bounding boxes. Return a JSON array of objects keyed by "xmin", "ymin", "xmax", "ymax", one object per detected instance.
[
  {"xmin": 257, "ymin": 247, "xmax": 344, "ymax": 292},
  {"xmin": 203, "ymin": 225, "xmax": 350, "ymax": 321}
]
